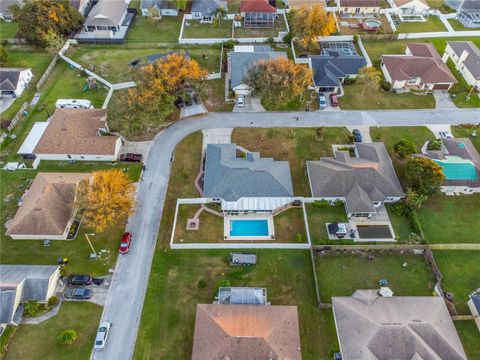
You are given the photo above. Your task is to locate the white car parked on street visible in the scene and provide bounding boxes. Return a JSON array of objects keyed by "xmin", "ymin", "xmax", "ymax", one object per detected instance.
[{"xmin": 94, "ymin": 322, "xmax": 112, "ymax": 351}]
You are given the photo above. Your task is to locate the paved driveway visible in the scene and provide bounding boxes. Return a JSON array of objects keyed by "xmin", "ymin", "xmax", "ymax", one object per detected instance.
[
  {"xmin": 0, "ymin": 97, "xmax": 16, "ymax": 114},
  {"xmin": 90, "ymin": 107, "xmax": 480, "ymax": 360},
  {"xmin": 233, "ymin": 96, "xmax": 265, "ymax": 112},
  {"xmin": 347, "ymin": 126, "xmax": 372, "ymax": 143},
  {"xmin": 433, "ymin": 91, "xmax": 456, "ymax": 109}
]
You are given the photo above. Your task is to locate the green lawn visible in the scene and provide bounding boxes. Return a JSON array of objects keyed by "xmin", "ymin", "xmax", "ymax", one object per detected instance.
[
  {"xmin": 0, "ymin": 21, "xmax": 18, "ymax": 40},
  {"xmin": 433, "ymin": 251, "xmax": 480, "ymax": 315},
  {"xmin": 274, "ymin": 208, "xmax": 308, "ymax": 243},
  {"xmin": 173, "ymin": 205, "xmax": 223, "ymax": 244},
  {"xmin": 69, "ymin": 44, "xmax": 222, "ymax": 83},
  {"xmin": 451, "ymin": 125, "xmax": 480, "ymax": 152},
  {"xmin": 203, "ymin": 76, "xmax": 234, "ymax": 112},
  {"xmin": 396, "ymin": 16, "xmax": 446, "ymax": 33},
  {"xmin": 232, "ymin": 127, "xmax": 352, "ymax": 196},
  {"xmin": 0, "ymin": 46, "xmax": 54, "ymax": 121},
  {"xmin": 261, "ymin": 90, "xmax": 319, "ymax": 111},
  {"xmin": 455, "ymin": 320, "xmax": 480, "ymax": 359},
  {"xmin": 134, "ymin": 249, "xmax": 338, "ymax": 360},
  {"xmin": 315, "ymin": 252, "xmax": 435, "ymax": 303},
  {"xmin": 127, "ymin": 16, "xmax": 182, "ymax": 43},
  {"xmin": 1, "ymin": 61, "xmax": 108, "ymax": 162},
  {"xmin": 370, "ymin": 126, "xmax": 435, "ymax": 186},
  {"xmin": 182, "ymin": 20, "xmax": 232, "ymax": 39},
  {"xmin": 340, "ymin": 83, "xmax": 435, "ymax": 110},
  {"xmin": 227, "ymin": 0, "xmax": 241, "ymax": 13},
  {"xmin": 387, "ymin": 206, "xmax": 417, "ymax": 242},
  {"xmin": 363, "ymin": 37, "xmax": 480, "ymax": 65},
  {"xmin": 157, "ymin": 132, "xmax": 203, "ymax": 249},
  {"xmin": 448, "ymin": 19, "xmax": 470, "ymax": 31},
  {"xmin": 418, "ymin": 194, "xmax": 480, "ymax": 244},
  {"xmin": 4, "ymin": 302, "xmax": 102, "ymax": 360},
  {"xmin": 446, "ymin": 59, "xmax": 480, "ymax": 108},
  {"xmin": 234, "ymin": 15, "xmax": 287, "ymax": 38},
  {"xmin": 305, "ymin": 203, "xmax": 349, "ymax": 244},
  {"xmin": 0, "ymin": 162, "xmax": 141, "ymax": 276}
]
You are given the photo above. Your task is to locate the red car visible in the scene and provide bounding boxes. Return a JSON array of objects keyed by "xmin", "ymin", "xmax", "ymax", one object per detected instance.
[
  {"xmin": 329, "ymin": 93, "xmax": 339, "ymax": 107},
  {"xmin": 120, "ymin": 153, "xmax": 143, "ymax": 163},
  {"xmin": 119, "ymin": 232, "xmax": 132, "ymax": 254}
]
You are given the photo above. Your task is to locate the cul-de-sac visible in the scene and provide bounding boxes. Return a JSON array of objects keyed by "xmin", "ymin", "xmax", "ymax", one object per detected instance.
[{"xmin": 0, "ymin": 0, "xmax": 479, "ymax": 359}]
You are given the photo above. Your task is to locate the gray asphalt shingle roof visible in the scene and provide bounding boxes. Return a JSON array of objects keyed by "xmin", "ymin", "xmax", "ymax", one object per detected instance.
[
  {"xmin": 191, "ymin": 0, "xmax": 226, "ymax": 16},
  {"xmin": 0, "ymin": 68, "xmax": 29, "ymax": 92},
  {"xmin": 0, "ymin": 265, "xmax": 59, "ymax": 300},
  {"xmin": 230, "ymin": 47, "xmax": 287, "ymax": 88},
  {"xmin": 141, "ymin": 0, "xmax": 177, "ymax": 10},
  {"xmin": 203, "ymin": 144, "xmax": 293, "ymax": 201},
  {"xmin": 0, "ymin": 290, "xmax": 16, "ymax": 324},
  {"xmin": 309, "ymin": 55, "xmax": 366, "ymax": 87},
  {"xmin": 307, "ymin": 143, "xmax": 404, "ymax": 213},
  {"xmin": 447, "ymin": 41, "xmax": 480, "ymax": 79},
  {"xmin": 332, "ymin": 292, "xmax": 467, "ymax": 360}
]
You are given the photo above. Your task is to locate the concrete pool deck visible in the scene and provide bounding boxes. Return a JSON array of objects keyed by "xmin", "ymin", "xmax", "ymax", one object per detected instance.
[{"xmin": 223, "ymin": 214, "xmax": 275, "ymax": 241}]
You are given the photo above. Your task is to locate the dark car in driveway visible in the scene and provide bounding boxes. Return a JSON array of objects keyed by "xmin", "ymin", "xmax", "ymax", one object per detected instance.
[
  {"xmin": 120, "ymin": 153, "xmax": 143, "ymax": 163},
  {"xmin": 64, "ymin": 288, "xmax": 93, "ymax": 300},
  {"xmin": 70, "ymin": 274, "xmax": 92, "ymax": 286}
]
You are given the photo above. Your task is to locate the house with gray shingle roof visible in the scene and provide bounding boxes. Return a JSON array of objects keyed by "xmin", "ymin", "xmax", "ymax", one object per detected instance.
[
  {"xmin": 0, "ymin": 68, "xmax": 33, "ymax": 97},
  {"xmin": 445, "ymin": 0, "xmax": 480, "ymax": 28},
  {"xmin": 443, "ymin": 41, "xmax": 480, "ymax": 88},
  {"xmin": 140, "ymin": 0, "xmax": 178, "ymax": 17},
  {"xmin": 230, "ymin": 45, "xmax": 287, "ymax": 95},
  {"xmin": 306, "ymin": 143, "xmax": 404, "ymax": 217},
  {"xmin": 203, "ymin": 144, "xmax": 293, "ymax": 211},
  {"xmin": 332, "ymin": 291, "xmax": 467, "ymax": 360},
  {"xmin": 191, "ymin": 0, "xmax": 227, "ymax": 22},
  {"xmin": 1, "ymin": 265, "xmax": 60, "ymax": 330}
]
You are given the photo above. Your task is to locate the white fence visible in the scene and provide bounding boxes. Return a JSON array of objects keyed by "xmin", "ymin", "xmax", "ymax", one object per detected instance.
[{"xmin": 397, "ymin": 30, "xmax": 480, "ymax": 39}]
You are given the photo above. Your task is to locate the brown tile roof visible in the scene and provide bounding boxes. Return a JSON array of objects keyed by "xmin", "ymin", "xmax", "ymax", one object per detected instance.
[
  {"xmin": 192, "ymin": 304, "xmax": 302, "ymax": 360},
  {"xmin": 241, "ymin": 0, "xmax": 276, "ymax": 13},
  {"xmin": 33, "ymin": 109, "xmax": 119, "ymax": 156},
  {"xmin": 6, "ymin": 173, "xmax": 90, "ymax": 237},
  {"xmin": 381, "ymin": 43, "xmax": 457, "ymax": 84},
  {"xmin": 340, "ymin": 0, "xmax": 382, "ymax": 7}
]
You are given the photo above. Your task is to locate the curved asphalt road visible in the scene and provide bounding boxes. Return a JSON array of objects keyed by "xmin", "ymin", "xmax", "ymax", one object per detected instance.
[{"xmin": 91, "ymin": 108, "xmax": 480, "ymax": 360}]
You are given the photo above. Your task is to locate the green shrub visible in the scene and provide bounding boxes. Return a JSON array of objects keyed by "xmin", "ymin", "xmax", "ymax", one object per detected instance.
[
  {"xmin": 313, "ymin": 200, "xmax": 329, "ymax": 208},
  {"xmin": 57, "ymin": 330, "xmax": 77, "ymax": 345},
  {"xmin": 217, "ymin": 279, "xmax": 230, "ymax": 288},
  {"xmin": 59, "ymin": 265, "xmax": 68, "ymax": 277},
  {"xmin": 427, "ymin": 139, "xmax": 442, "ymax": 151},
  {"xmin": 394, "ymin": 139, "xmax": 417, "ymax": 158},
  {"xmin": 24, "ymin": 300, "xmax": 42, "ymax": 317},
  {"xmin": 380, "ymin": 80, "xmax": 391, "ymax": 92},
  {"xmin": 48, "ymin": 296, "xmax": 58, "ymax": 307},
  {"xmin": 282, "ymin": 32, "xmax": 294, "ymax": 44},
  {"xmin": 266, "ymin": 37, "xmax": 275, "ymax": 46},
  {"xmin": 223, "ymin": 39, "xmax": 238, "ymax": 49},
  {"xmin": 334, "ymin": 200, "xmax": 344, "ymax": 207},
  {"xmin": 197, "ymin": 279, "xmax": 207, "ymax": 289},
  {"xmin": 295, "ymin": 233, "xmax": 303, "ymax": 243},
  {"xmin": 409, "ymin": 211, "xmax": 425, "ymax": 242}
]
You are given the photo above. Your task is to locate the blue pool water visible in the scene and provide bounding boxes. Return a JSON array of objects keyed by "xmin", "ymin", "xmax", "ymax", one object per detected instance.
[
  {"xmin": 230, "ymin": 220, "xmax": 269, "ymax": 236},
  {"xmin": 434, "ymin": 159, "xmax": 478, "ymax": 180}
]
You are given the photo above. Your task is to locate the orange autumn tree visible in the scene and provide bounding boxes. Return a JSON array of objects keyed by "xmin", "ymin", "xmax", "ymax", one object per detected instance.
[
  {"xmin": 245, "ymin": 57, "xmax": 313, "ymax": 105},
  {"xmin": 114, "ymin": 53, "xmax": 208, "ymax": 135},
  {"xmin": 76, "ymin": 169, "xmax": 136, "ymax": 233},
  {"xmin": 290, "ymin": 4, "xmax": 337, "ymax": 50}
]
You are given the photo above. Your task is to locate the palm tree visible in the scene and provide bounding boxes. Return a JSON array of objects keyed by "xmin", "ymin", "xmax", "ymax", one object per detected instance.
[{"xmin": 212, "ymin": 6, "xmax": 227, "ymax": 27}]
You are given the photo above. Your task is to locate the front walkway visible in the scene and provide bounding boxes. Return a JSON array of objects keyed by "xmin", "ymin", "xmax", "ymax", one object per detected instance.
[
  {"xmin": 426, "ymin": 124, "xmax": 452, "ymax": 139},
  {"xmin": 202, "ymin": 128, "xmax": 232, "ymax": 149}
]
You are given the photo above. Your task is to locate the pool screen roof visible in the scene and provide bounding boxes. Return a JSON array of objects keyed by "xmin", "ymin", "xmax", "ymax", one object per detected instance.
[{"xmin": 216, "ymin": 287, "xmax": 267, "ymax": 305}]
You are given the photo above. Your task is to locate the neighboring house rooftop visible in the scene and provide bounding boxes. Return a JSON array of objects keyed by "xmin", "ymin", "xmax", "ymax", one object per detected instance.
[
  {"xmin": 33, "ymin": 108, "xmax": 119, "ymax": 156},
  {"xmin": 191, "ymin": 0, "xmax": 227, "ymax": 16},
  {"xmin": 309, "ymin": 54, "xmax": 366, "ymax": 88},
  {"xmin": 230, "ymin": 46, "xmax": 287, "ymax": 88},
  {"xmin": 192, "ymin": 304, "xmax": 301, "ymax": 360},
  {"xmin": 0, "ymin": 68, "xmax": 30, "ymax": 92},
  {"xmin": 332, "ymin": 291, "xmax": 467, "ymax": 360},
  {"xmin": 382, "ymin": 43, "xmax": 457, "ymax": 83},
  {"xmin": 203, "ymin": 144, "xmax": 293, "ymax": 201},
  {"xmin": 0, "ymin": 0, "xmax": 23, "ymax": 15},
  {"xmin": 240, "ymin": 0, "xmax": 276, "ymax": 13},
  {"xmin": 85, "ymin": 0, "xmax": 127, "ymax": 27},
  {"xmin": 446, "ymin": 0, "xmax": 480, "ymax": 10},
  {"xmin": 307, "ymin": 143, "xmax": 404, "ymax": 213},
  {"xmin": 6, "ymin": 172, "xmax": 90, "ymax": 237},
  {"xmin": 447, "ymin": 41, "xmax": 480, "ymax": 79},
  {"xmin": 440, "ymin": 138, "xmax": 480, "ymax": 169},
  {"xmin": 141, "ymin": 0, "xmax": 177, "ymax": 10},
  {"xmin": 340, "ymin": 0, "xmax": 383, "ymax": 6}
]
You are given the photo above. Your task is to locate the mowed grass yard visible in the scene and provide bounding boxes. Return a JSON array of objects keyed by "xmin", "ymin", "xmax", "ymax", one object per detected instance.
[
  {"xmin": 445, "ymin": 59, "xmax": 480, "ymax": 108},
  {"xmin": 0, "ymin": 162, "xmax": 141, "ymax": 276},
  {"xmin": 451, "ymin": 125, "xmax": 480, "ymax": 151},
  {"xmin": 315, "ymin": 252, "xmax": 435, "ymax": 303},
  {"xmin": 134, "ymin": 249, "xmax": 339, "ymax": 360},
  {"xmin": 396, "ymin": 16, "xmax": 446, "ymax": 33},
  {"xmin": 418, "ymin": 194, "xmax": 480, "ymax": 244},
  {"xmin": 0, "ymin": 21, "xmax": 18, "ymax": 39},
  {"xmin": 4, "ymin": 302, "xmax": 102, "ymax": 360},
  {"xmin": 234, "ymin": 15, "xmax": 287, "ymax": 38},
  {"xmin": 433, "ymin": 251, "xmax": 480, "ymax": 315},
  {"xmin": 127, "ymin": 16, "xmax": 182, "ymax": 43},
  {"xmin": 340, "ymin": 83, "xmax": 435, "ymax": 110},
  {"xmin": 455, "ymin": 320, "xmax": 480, "ymax": 359},
  {"xmin": 0, "ymin": 45, "xmax": 54, "ymax": 121},
  {"xmin": 182, "ymin": 20, "xmax": 232, "ymax": 39},
  {"xmin": 231, "ymin": 127, "xmax": 352, "ymax": 196},
  {"xmin": 69, "ymin": 44, "xmax": 222, "ymax": 83},
  {"xmin": 306, "ymin": 203, "xmax": 349, "ymax": 244}
]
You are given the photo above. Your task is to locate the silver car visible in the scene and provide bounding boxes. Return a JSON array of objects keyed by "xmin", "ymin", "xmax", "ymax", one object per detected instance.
[{"xmin": 94, "ymin": 322, "xmax": 112, "ymax": 351}]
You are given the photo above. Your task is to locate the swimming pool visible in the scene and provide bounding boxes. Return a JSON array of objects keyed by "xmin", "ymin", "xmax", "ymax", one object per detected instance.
[
  {"xmin": 230, "ymin": 220, "xmax": 269, "ymax": 237},
  {"xmin": 364, "ymin": 19, "xmax": 381, "ymax": 27},
  {"xmin": 434, "ymin": 157, "xmax": 478, "ymax": 180}
]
